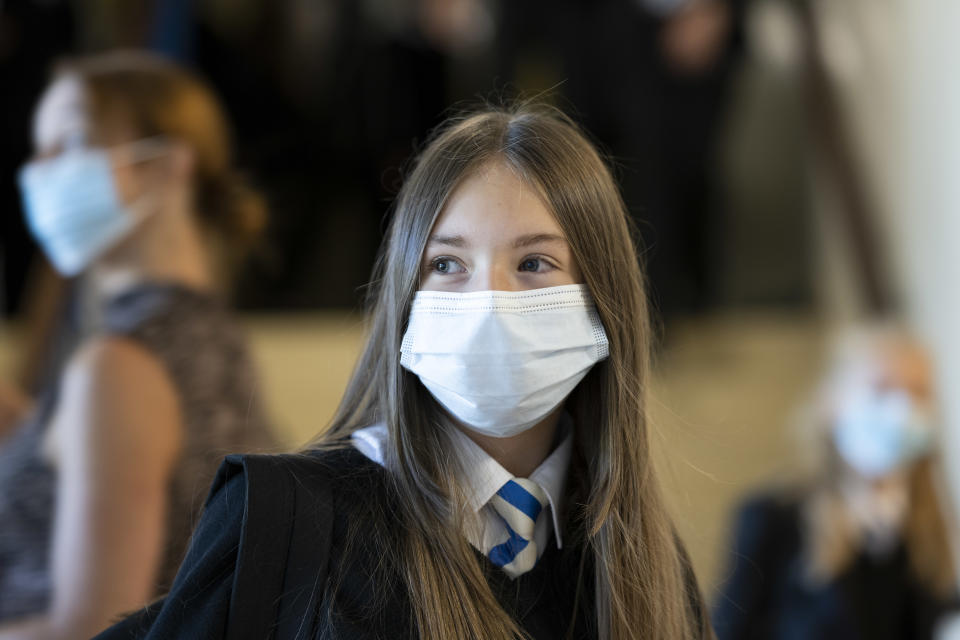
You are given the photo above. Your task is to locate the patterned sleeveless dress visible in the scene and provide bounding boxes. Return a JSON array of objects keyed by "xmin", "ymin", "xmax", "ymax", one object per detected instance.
[{"xmin": 0, "ymin": 283, "xmax": 275, "ymax": 620}]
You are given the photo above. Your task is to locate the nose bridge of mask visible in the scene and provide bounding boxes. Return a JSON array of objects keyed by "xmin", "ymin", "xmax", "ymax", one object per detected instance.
[
  {"xmin": 403, "ymin": 286, "xmax": 608, "ymax": 355},
  {"xmin": 107, "ymin": 136, "xmax": 173, "ymax": 210},
  {"xmin": 111, "ymin": 135, "xmax": 172, "ymax": 167},
  {"xmin": 406, "ymin": 308, "xmax": 530, "ymax": 356}
]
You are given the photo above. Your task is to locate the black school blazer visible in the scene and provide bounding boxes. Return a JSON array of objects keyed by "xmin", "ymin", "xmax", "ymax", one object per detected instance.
[{"xmin": 96, "ymin": 448, "xmax": 714, "ymax": 640}]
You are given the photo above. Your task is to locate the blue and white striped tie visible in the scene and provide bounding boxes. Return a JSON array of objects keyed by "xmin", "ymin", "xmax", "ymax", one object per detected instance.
[{"xmin": 488, "ymin": 478, "xmax": 548, "ymax": 578}]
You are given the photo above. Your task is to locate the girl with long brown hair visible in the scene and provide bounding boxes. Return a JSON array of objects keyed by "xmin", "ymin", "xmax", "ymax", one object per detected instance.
[{"xmin": 100, "ymin": 104, "xmax": 712, "ymax": 640}]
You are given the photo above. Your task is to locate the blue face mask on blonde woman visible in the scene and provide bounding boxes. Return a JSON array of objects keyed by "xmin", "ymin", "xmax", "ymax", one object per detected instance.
[{"xmin": 0, "ymin": 54, "xmax": 274, "ymax": 640}]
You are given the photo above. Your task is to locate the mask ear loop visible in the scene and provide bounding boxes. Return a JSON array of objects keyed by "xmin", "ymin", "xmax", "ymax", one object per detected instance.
[
  {"xmin": 105, "ymin": 136, "xmax": 176, "ymax": 231},
  {"xmin": 111, "ymin": 135, "xmax": 172, "ymax": 165}
]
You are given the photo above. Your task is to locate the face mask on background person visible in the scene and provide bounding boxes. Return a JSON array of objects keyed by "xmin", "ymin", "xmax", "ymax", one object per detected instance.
[
  {"xmin": 18, "ymin": 138, "xmax": 169, "ymax": 277},
  {"xmin": 400, "ymin": 284, "xmax": 609, "ymax": 438},
  {"xmin": 833, "ymin": 388, "xmax": 935, "ymax": 478}
]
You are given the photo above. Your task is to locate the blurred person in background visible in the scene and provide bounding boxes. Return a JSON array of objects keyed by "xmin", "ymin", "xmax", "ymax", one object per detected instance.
[
  {"xmin": 713, "ymin": 325, "xmax": 959, "ymax": 640},
  {"xmin": 0, "ymin": 51, "xmax": 275, "ymax": 639}
]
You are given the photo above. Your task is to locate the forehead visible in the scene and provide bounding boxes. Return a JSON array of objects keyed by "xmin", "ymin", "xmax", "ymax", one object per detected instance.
[
  {"xmin": 431, "ymin": 162, "xmax": 563, "ymax": 238},
  {"xmin": 34, "ymin": 74, "xmax": 91, "ymax": 152}
]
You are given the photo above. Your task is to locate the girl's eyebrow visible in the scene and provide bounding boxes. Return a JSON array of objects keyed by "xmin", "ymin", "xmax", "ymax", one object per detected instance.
[
  {"xmin": 427, "ymin": 232, "xmax": 566, "ymax": 249},
  {"xmin": 512, "ymin": 233, "xmax": 566, "ymax": 249},
  {"xmin": 428, "ymin": 234, "xmax": 467, "ymax": 248}
]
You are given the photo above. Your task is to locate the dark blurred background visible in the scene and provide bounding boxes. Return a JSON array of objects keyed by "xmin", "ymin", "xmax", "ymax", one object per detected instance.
[{"xmin": 0, "ymin": 0, "xmax": 812, "ymax": 318}]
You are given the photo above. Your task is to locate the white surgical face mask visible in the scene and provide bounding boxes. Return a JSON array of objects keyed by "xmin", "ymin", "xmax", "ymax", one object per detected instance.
[
  {"xmin": 18, "ymin": 140, "xmax": 166, "ymax": 276},
  {"xmin": 833, "ymin": 389, "xmax": 934, "ymax": 478},
  {"xmin": 400, "ymin": 284, "xmax": 609, "ymax": 438}
]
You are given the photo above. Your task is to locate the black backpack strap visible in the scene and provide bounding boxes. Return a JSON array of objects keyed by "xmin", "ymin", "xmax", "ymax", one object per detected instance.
[
  {"xmin": 226, "ymin": 455, "xmax": 298, "ymax": 640},
  {"xmin": 275, "ymin": 456, "xmax": 335, "ymax": 639},
  {"xmin": 97, "ymin": 454, "xmax": 336, "ymax": 640}
]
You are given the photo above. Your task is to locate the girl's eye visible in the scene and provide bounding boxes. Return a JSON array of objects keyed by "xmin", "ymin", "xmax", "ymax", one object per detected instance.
[
  {"xmin": 520, "ymin": 258, "xmax": 540, "ymax": 272},
  {"xmin": 429, "ymin": 257, "xmax": 465, "ymax": 275},
  {"xmin": 519, "ymin": 257, "xmax": 553, "ymax": 273}
]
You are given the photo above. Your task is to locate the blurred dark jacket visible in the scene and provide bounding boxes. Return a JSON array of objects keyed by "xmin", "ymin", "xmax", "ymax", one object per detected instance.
[{"xmin": 713, "ymin": 494, "xmax": 959, "ymax": 640}]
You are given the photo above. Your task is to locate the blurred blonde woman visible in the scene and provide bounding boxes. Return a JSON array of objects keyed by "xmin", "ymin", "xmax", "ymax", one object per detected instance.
[
  {"xmin": 97, "ymin": 104, "xmax": 714, "ymax": 640},
  {"xmin": 714, "ymin": 324, "xmax": 959, "ymax": 640},
  {"xmin": 0, "ymin": 51, "xmax": 275, "ymax": 639}
]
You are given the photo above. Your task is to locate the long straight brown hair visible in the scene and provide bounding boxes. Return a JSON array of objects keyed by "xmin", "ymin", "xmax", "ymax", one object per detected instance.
[{"xmin": 317, "ymin": 104, "xmax": 705, "ymax": 639}]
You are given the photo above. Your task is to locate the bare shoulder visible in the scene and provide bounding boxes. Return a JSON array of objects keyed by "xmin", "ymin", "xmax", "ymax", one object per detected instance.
[
  {"xmin": 53, "ymin": 335, "xmax": 183, "ymax": 466},
  {"xmin": 70, "ymin": 334, "xmax": 167, "ymax": 379}
]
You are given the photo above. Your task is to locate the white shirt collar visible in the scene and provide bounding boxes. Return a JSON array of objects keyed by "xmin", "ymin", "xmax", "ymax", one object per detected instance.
[{"xmin": 351, "ymin": 416, "xmax": 573, "ymax": 549}]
